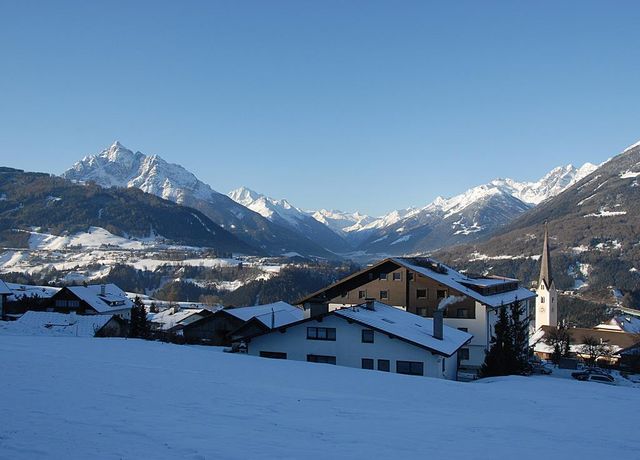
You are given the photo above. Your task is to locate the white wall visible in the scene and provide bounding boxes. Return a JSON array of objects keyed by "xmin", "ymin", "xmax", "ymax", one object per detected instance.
[{"xmin": 247, "ymin": 315, "xmax": 459, "ymax": 380}]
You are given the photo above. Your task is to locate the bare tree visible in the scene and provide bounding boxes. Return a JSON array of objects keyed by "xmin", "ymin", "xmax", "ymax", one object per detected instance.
[{"xmin": 580, "ymin": 335, "xmax": 613, "ymax": 366}]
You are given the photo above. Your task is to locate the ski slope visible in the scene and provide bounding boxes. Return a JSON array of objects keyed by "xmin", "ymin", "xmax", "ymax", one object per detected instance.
[{"xmin": 0, "ymin": 335, "xmax": 638, "ymax": 459}]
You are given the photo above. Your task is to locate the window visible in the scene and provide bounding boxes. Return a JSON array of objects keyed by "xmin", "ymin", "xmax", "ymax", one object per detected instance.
[
  {"xmin": 541, "ymin": 297, "xmax": 545, "ymax": 303},
  {"xmin": 417, "ymin": 308, "xmax": 427, "ymax": 317},
  {"xmin": 377, "ymin": 359, "xmax": 390, "ymax": 372},
  {"xmin": 307, "ymin": 327, "xmax": 336, "ymax": 341},
  {"xmin": 393, "ymin": 272, "xmax": 402, "ymax": 281},
  {"xmin": 361, "ymin": 358, "xmax": 374, "ymax": 369},
  {"xmin": 259, "ymin": 351, "xmax": 287, "ymax": 359},
  {"xmin": 379, "ymin": 273, "xmax": 388, "ymax": 280},
  {"xmin": 408, "ymin": 272, "xmax": 414, "ymax": 281},
  {"xmin": 416, "ymin": 289, "xmax": 427, "ymax": 299},
  {"xmin": 437, "ymin": 290, "xmax": 447, "ymax": 299},
  {"xmin": 362, "ymin": 329, "xmax": 374, "ymax": 343},
  {"xmin": 55, "ymin": 300, "xmax": 67, "ymax": 307},
  {"xmin": 457, "ymin": 327, "xmax": 468, "ymax": 333},
  {"xmin": 68, "ymin": 300, "xmax": 80, "ymax": 308},
  {"xmin": 307, "ymin": 354, "xmax": 336, "ymax": 365},
  {"xmin": 358, "ymin": 290, "xmax": 367, "ymax": 299},
  {"xmin": 380, "ymin": 290, "xmax": 388, "ymax": 300},
  {"xmin": 459, "ymin": 348, "xmax": 470, "ymax": 361},
  {"xmin": 456, "ymin": 308, "xmax": 469, "ymax": 318},
  {"xmin": 396, "ymin": 361, "xmax": 424, "ymax": 376}
]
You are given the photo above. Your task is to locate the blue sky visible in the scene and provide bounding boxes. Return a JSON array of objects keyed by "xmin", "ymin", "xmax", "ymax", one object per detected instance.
[{"xmin": 1, "ymin": 1, "xmax": 639, "ymax": 215}]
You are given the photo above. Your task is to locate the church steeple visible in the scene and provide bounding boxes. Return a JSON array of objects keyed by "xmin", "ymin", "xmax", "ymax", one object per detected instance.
[{"xmin": 538, "ymin": 221, "xmax": 553, "ymax": 289}]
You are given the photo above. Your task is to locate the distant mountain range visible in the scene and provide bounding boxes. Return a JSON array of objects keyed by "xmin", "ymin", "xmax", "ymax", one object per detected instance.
[
  {"xmin": 59, "ymin": 141, "xmax": 601, "ymax": 258},
  {"xmin": 228, "ymin": 160, "xmax": 597, "ymax": 256},
  {"xmin": 63, "ymin": 142, "xmax": 336, "ymax": 258}
]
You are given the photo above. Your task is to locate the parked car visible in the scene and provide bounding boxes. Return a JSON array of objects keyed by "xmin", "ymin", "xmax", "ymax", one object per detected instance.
[
  {"xmin": 530, "ymin": 362, "xmax": 553, "ymax": 375},
  {"xmin": 571, "ymin": 371, "xmax": 615, "ymax": 384}
]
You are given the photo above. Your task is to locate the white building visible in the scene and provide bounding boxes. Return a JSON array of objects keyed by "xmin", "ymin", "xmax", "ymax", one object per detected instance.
[
  {"xmin": 0, "ymin": 279, "xmax": 11, "ymax": 319},
  {"xmin": 297, "ymin": 257, "xmax": 536, "ymax": 370},
  {"xmin": 534, "ymin": 223, "xmax": 557, "ymax": 330},
  {"xmin": 246, "ymin": 300, "xmax": 472, "ymax": 380}
]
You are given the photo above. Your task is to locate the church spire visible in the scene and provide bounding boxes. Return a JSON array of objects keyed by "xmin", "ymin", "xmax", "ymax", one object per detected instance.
[{"xmin": 538, "ymin": 221, "xmax": 553, "ymax": 289}]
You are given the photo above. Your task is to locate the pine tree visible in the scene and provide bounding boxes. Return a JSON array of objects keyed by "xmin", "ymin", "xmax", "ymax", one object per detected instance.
[
  {"xmin": 509, "ymin": 299, "xmax": 530, "ymax": 373},
  {"xmin": 480, "ymin": 306, "xmax": 512, "ymax": 377},
  {"xmin": 129, "ymin": 296, "xmax": 150, "ymax": 339},
  {"xmin": 480, "ymin": 300, "xmax": 530, "ymax": 377}
]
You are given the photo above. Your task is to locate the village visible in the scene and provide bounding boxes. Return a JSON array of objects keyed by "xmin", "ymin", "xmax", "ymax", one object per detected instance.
[{"xmin": 2, "ymin": 224, "xmax": 639, "ymax": 384}]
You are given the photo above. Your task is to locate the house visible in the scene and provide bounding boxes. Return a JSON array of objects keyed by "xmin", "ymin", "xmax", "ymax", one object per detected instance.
[
  {"xmin": 46, "ymin": 284, "xmax": 134, "ymax": 319},
  {"xmin": 0, "ymin": 279, "xmax": 11, "ymax": 320},
  {"xmin": 594, "ymin": 314, "xmax": 640, "ymax": 334},
  {"xmin": 182, "ymin": 301, "xmax": 304, "ymax": 345},
  {"xmin": 296, "ymin": 257, "xmax": 535, "ymax": 370},
  {"xmin": 533, "ymin": 325, "xmax": 640, "ymax": 366},
  {"xmin": 148, "ymin": 307, "xmax": 214, "ymax": 333},
  {"xmin": 245, "ymin": 300, "xmax": 472, "ymax": 380},
  {"xmin": 0, "ymin": 311, "xmax": 127, "ymax": 337}
]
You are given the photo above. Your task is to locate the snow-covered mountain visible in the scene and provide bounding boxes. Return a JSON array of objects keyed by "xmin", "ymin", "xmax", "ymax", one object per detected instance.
[
  {"xmin": 343, "ymin": 162, "xmax": 599, "ymax": 255},
  {"xmin": 63, "ymin": 142, "xmax": 336, "ymax": 258},
  {"xmin": 228, "ymin": 187, "xmax": 352, "ymax": 253}
]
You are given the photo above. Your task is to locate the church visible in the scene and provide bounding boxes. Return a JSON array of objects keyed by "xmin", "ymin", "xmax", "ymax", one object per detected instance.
[{"xmin": 534, "ymin": 222, "xmax": 558, "ymax": 330}]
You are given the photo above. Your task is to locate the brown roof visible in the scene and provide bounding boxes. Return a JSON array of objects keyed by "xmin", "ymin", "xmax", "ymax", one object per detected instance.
[{"xmin": 541, "ymin": 325, "xmax": 640, "ymax": 349}]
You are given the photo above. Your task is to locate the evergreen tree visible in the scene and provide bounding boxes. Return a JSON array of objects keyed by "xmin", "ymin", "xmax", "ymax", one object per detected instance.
[
  {"xmin": 480, "ymin": 300, "xmax": 530, "ymax": 377},
  {"xmin": 480, "ymin": 306, "xmax": 512, "ymax": 377},
  {"xmin": 128, "ymin": 296, "xmax": 150, "ymax": 339},
  {"xmin": 509, "ymin": 299, "xmax": 530, "ymax": 373}
]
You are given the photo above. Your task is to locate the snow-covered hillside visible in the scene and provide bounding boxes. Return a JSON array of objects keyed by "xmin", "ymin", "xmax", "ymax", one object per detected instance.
[{"xmin": 0, "ymin": 335, "xmax": 637, "ymax": 459}]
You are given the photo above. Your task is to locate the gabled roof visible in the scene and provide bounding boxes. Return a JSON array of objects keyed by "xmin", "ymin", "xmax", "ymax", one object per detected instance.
[
  {"xmin": 248, "ymin": 301, "xmax": 472, "ymax": 357},
  {"xmin": 298, "ymin": 257, "xmax": 535, "ymax": 308},
  {"xmin": 148, "ymin": 308, "xmax": 211, "ymax": 331},
  {"xmin": 224, "ymin": 301, "xmax": 304, "ymax": 328},
  {"xmin": 2, "ymin": 311, "xmax": 117, "ymax": 337},
  {"xmin": 64, "ymin": 284, "xmax": 134, "ymax": 313},
  {"xmin": 0, "ymin": 279, "xmax": 11, "ymax": 296},
  {"xmin": 334, "ymin": 301, "xmax": 472, "ymax": 357}
]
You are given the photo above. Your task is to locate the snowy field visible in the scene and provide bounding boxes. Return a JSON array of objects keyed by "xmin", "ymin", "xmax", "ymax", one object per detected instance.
[{"xmin": 1, "ymin": 336, "xmax": 639, "ymax": 460}]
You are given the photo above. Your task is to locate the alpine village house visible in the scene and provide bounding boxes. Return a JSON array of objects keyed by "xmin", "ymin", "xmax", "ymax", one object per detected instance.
[{"xmin": 245, "ymin": 256, "xmax": 536, "ymax": 378}]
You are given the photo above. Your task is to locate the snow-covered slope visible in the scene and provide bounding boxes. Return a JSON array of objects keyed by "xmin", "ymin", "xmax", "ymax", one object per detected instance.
[
  {"xmin": 0, "ymin": 335, "xmax": 637, "ymax": 459},
  {"xmin": 348, "ymin": 162, "xmax": 599, "ymax": 255},
  {"xmin": 228, "ymin": 187, "xmax": 352, "ymax": 253},
  {"xmin": 63, "ymin": 143, "xmax": 336, "ymax": 258}
]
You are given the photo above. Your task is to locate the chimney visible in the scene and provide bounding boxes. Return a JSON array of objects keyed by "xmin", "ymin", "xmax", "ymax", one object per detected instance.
[
  {"xmin": 303, "ymin": 297, "xmax": 329, "ymax": 319},
  {"xmin": 364, "ymin": 298, "xmax": 375, "ymax": 310},
  {"xmin": 434, "ymin": 295, "xmax": 465, "ymax": 340},
  {"xmin": 433, "ymin": 309, "xmax": 443, "ymax": 340},
  {"xmin": 100, "ymin": 284, "xmax": 106, "ymax": 296}
]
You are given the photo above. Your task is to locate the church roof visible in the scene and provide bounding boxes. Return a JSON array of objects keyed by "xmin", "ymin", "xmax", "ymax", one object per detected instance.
[{"xmin": 538, "ymin": 222, "xmax": 553, "ymax": 289}]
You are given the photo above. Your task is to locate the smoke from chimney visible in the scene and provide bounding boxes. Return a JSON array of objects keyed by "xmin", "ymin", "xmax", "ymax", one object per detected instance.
[{"xmin": 433, "ymin": 296, "xmax": 465, "ymax": 340}]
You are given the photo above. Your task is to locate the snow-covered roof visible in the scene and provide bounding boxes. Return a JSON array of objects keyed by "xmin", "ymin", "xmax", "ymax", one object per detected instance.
[
  {"xmin": 5, "ymin": 282, "xmax": 60, "ymax": 300},
  {"xmin": 0, "ymin": 279, "xmax": 11, "ymax": 296},
  {"xmin": 595, "ymin": 315, "xmax": 640, "ymax": 334},
  {"xmin": 1, "ymin": 311, "xmax": 116, "ymax": 337},
  {"xmin": 65, "ymin": 284, "xmax": 134, "ymax": 313},
  {"xmin": 148, "ymin": 308, "xmax": 209, "ymax": 331},
  {"xmin": 334, "ymin": 301, "xmax": 472, "ymax": 357},
  {"xmin": 224, "ymin": 301, "xmax": 304, "ymax": 329},
  {"xmin": 391, "ymin": 258, "xmax": 536, "ymax": 308}
]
